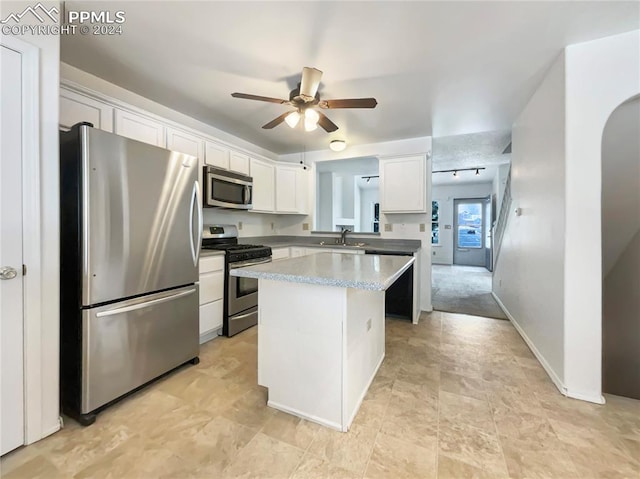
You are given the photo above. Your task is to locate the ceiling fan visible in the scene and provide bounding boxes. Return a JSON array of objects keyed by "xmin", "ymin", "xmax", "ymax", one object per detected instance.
[{"xmin": 231, "ymin": 67, "xmax": 377, "ymax": 133}]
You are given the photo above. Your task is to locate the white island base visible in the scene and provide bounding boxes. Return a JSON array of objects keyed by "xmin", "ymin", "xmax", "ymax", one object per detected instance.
[{"xmin": 257, "ymin": 279, "xmax": 385, "ymax": 432}]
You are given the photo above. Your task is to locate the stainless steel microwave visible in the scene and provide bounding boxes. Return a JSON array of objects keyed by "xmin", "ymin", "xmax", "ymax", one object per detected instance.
[{"xmin": 203, "ymin": 166, "xmax": 253, "ymax": 209}]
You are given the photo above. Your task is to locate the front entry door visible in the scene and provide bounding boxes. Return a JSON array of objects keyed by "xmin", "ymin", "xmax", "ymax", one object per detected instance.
[
  {"xmin": 1, "ymin": 44, "xmax": 25, "ymax": 456},
  {"xmin": 453, "ymin": 198, "xmax": 486, "ymax": 267}
]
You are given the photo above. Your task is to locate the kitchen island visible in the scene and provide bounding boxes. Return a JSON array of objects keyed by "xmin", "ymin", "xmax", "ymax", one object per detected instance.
[{"xmin": 231, "ymin": 252, "xmax": 414, "ymax": 431}]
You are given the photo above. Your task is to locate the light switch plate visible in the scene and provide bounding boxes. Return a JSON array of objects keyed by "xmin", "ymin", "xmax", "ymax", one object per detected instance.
[
  {"xmin": 238, "ymin": 221, "xmax": 243, "ymax": 230},
  {"xmin": 384, "ymin": 223, "xmax": 392, "ymax": 232},
  {"xmin": 302, "ymin": 223, "xmax": 309, "ymax": 231},
  {"xmin": 419, "ymin": 223, "xmax": 426, "ymax": 232},
  {"xmin": 366, "ymin": 318, "xmax": 372, "ymax": 331}
]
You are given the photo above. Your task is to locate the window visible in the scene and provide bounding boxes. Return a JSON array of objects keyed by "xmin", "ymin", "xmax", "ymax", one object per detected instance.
[
  {"xmin": 456, "ymin": 202, "xmax": 482, "ymax": 248},
  {"xmin": 431, "ymin": 200, "xmax": 439, "ymax": 245}
]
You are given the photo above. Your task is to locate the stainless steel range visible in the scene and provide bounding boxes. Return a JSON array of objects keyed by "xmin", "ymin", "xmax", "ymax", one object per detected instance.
[{"xmin": 201, "ymin": 225, "xmax": 271, "ymax": 337}]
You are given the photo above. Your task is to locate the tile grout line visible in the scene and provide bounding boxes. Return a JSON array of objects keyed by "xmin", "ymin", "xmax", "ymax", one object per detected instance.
[{"xmin": 434, "ymin": 310, "xmax": 442, "ymax": 479}]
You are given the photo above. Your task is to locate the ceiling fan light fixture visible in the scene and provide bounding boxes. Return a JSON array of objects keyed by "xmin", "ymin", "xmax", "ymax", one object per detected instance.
[
  {"xmin": 304, "ymin": 119, "xmax": 318, "ymax": 132},
  {"xmin": 284, "ymin": 111, "xmax": 300, "ymax": 128},
  {"xmin": 303, "ymin": 109, "xmax": 319, "ymax": 132},
  {"xmin": 329, "ymin": 139, "xmax": 347, "ymax": 152}
]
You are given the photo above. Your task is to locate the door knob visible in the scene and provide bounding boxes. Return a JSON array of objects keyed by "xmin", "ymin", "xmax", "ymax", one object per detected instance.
[{"xmin": 0, "ymin": 266, "xmax": 18, "ymax": 280}]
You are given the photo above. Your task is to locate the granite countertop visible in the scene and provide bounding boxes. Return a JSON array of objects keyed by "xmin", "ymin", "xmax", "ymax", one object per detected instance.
[
  {"xmin": 230, "ymin": 252, "xmax": 415, "ymax": 290},
  {"xmin": 239, "ymin": 235, "xmax": 422, "ymax": 254}
]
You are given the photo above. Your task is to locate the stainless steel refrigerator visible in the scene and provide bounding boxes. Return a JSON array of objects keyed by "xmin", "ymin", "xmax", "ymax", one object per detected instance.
[{"xmin": 60, "ymin": 123, "xmax": 202, "ymax": 425}]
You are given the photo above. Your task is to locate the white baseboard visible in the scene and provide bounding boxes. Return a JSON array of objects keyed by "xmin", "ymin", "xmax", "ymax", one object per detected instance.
[
  {"xmin": 491, "ymin": 292, "xmax": 568, "ymax": 397},
  {"xmin": 267, "ymin": 400, "xmax": 343, "ymax": 432},
  {"xmin": 565, "ymin": 389, "xmax": 606, "ymax": 404}
]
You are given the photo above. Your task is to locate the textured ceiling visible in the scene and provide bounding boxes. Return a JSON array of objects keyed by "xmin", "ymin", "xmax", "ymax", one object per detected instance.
[{"xmin": 61, "ymin": 1, "xmax": 639, "ymax": 154}]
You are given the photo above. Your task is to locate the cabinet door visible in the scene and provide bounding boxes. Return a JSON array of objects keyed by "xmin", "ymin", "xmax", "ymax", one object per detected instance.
[
  {"xmin": 114, "ymin": 109, "xmax": 165, "ymax": 147},
  {"xmin": 290, "ymin": 247, "xmax": 306, "ymax": 258},
  {"xmin": 229, "ymin": 152, "xmax": 250, "ymax": 175},
  {"xmin": 380, "ymin": 155, "xmax": 426, "ymax": 213},
  {"xmin": 167, "ymin": 127, "xmax": 203, "ymax": 159},
  {"xmin": 199, "ymin": 271, "xmax": 225, "ymax": 305},
  {"xmin": 199, "ymin": 299, "xmax": 223, "ymax": 335},
  {"xmin": 275, "ymin": 165, "xmax": 298, "ymax": 213},
  {"xmin": 271, "ymin": 247, "xmax": 291, "ymax": 260},
  {"xmin": 60, "ymin": 89, "xmax": 113, "ymax": 132},
  {"xmin": 205, "ymin": 141, "xmax": 230, "ymax": 169},
  {"xmin": 250, "ymin": 158, "xmax": 275, "ymax": 212}
]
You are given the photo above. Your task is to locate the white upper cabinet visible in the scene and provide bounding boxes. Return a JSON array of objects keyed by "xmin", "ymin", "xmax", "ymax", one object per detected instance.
[
  {"xmin": 205, "ymin": 141, "xmax": 230, "ymax": 169},
  {"xmin": 379, "ymin": 154, "xmax": 427, "ymax": 213},
  {"xmin": 275, "ymin": 164, "xmax": 298, "ymax": 213},
  {"xmin": 250, "ymin": 158, "xmax": 276, "ymax": 212},
  {"xmin": 114, "ymin": 109, "xmax": 165, "ymax": 147},
  {"xmin": 275, "ymin": 164, "xmax": 309, "ymax": 214},
  {"xmin": 166, "ymin": 127, "xmax": 204, "ymax": 159},
  {"xmin": 60, "ymin": 88, "xmax": 113, "ymax": 132},
  {"xmin": 229, "ymin": 152, "xmax": 250, "ymax": 175}
]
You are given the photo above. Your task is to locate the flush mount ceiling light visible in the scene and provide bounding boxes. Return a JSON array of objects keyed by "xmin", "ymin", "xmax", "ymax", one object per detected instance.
[{"xmin": 329, "ymin": 139, "xmax": 347, "ymax": 152}]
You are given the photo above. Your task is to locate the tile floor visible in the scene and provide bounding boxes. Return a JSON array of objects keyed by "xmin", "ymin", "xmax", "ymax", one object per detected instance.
[{"xmin": 2, "ymin": 311, "xmax": 639, "ymax": 478}]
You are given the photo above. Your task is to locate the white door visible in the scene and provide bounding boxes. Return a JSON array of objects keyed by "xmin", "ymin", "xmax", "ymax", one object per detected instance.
[
  {"xmin": 453, "ymin": 198, "xmax": 486, "ymax": 267},
  {"xmin": 1, "ymin": 45, "xmax": 25, "ymax": 455}
]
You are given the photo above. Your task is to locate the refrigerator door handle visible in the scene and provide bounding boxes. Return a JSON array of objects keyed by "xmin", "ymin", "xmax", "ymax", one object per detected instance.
[
  {"xmin": 189, "ymin": 181, "xmax": 202, "ymax": 266},
  {"xmin": 95, "ymin": 288, "xmax": 197, "ymax": 318}
]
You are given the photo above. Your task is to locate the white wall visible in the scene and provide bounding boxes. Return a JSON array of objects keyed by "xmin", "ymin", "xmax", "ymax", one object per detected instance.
[
  {"xmin": 316, "ymin": 172, "xmax": 333, "ymax": 231},
  {"xmin": 493, "ymin": 163, "xmax": 510, "ymax": 220},
  {"xmin": 1, "ymin": 1, "xmax": 61, "ymax": 443},
  {"xmin": 493, "ymin": 51, "xmax": 567, "ymax": 389},
  {"xmin": 431, "ymin": 182, "xmax": 493, "ymax": 265},
  {"xmin": 563, "ymin": 30, "xmax": 640, "ymax": 402}
]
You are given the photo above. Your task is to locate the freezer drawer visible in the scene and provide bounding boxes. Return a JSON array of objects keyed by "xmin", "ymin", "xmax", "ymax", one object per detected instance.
[{"xmin": 81, "ymin": 285, "xmax": 199, "ymax": 413}]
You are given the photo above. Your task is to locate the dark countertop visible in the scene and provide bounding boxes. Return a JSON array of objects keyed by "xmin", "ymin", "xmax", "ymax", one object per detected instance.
[{"xmin": 238, "ymin": 235, "xmax": 422, "ymax": 254}]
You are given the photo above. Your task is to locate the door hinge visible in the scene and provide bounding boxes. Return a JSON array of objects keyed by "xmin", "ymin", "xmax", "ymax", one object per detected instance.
[{"xmin": 22, "ymin": 264, "xmax": 27, "ymax": 276}]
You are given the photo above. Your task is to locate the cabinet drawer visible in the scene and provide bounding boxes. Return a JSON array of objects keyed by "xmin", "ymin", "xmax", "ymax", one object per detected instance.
[
  {"xmin": 199, "ymin": 299, "xmax": 223, "ymax": 335},
  {"xmin": 199, "ymin": 255, "xmax": 225, "ymax": 274},
  {"xmin": 199, "ymin": 270, "xmax": 224, "ymax": 305}
]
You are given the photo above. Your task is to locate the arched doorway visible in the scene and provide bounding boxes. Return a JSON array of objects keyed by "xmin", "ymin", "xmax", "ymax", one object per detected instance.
[{"xmin": 601, "ymin": 95, "xmax": 640, "ymax": 400}]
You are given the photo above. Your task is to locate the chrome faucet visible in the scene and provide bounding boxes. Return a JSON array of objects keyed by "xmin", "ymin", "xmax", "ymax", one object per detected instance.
[{"xmin": 339, "ymin": 227, "xmax": 351, "ymax": 245}]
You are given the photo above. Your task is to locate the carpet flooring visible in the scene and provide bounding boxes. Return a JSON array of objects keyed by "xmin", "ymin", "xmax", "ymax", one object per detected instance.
[{"xmin": 432, "ymin": 264, "xmax": 508, "ymax": 319}]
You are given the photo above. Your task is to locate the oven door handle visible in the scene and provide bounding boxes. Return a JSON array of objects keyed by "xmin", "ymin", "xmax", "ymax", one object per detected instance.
[{"xmin": 230, "ymin": 257, "xmax": 272, "ymax": 269}]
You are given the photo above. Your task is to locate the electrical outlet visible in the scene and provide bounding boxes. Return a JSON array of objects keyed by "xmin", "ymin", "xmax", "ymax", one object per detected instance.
[
  {"xmin": 384, "ymin": 223, "xmax": 392, "ymax": 232},
  {"xmin": 420, "ymin": 223, "xmax": 426, "ymax": 232},
  {"xmin": 238, "ymin": 221, "xmax": 243, "ymax": 230},
  {"xmin": 270, "ymin": 222, "xmax": 275, "ymax": 231},
  {"xmin": 302, "ymin": 223, "xmax": 309, "ymax": 231},
  {"xmin": 433, "ymin": 250, "xmax": 436, "ymax": 256},
  {"xmin": 366, "ymin": 318, "xmax": 372, "ymax": 331}
]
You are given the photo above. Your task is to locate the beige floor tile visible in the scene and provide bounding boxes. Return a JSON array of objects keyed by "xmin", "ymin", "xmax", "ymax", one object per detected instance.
[
  {"xmin": 290, "ymin": 452, "xmax": 362, "ymax": 479},
  {"xmin": 364, "ymin": 432, "xmax": 436, "ymax": 479},
  {"xmin": 438, "ymin": 418, "xmax": 508, "ymax": 477},
  {"xmin": 1, "ymin": 455, "xmax": 65, "ymax": 479},
  {"xmin": 396, "ymin": 362, "xmax": 440, "ymax": 387},
  {"xmin": 439, "ymin": 370, "xmax": 487, "ymax": 401},
  {"xmin": 221, "ymin": 387, "xmax": 276, "ymax": 430},
  {"xmin": 494, "ymin": 408, "xmax": 558, "ymax": 447},
  {"xmin": 392, "ymin": 378, "xmax": 439, "ymax": 404},
  {"xmin": 169, "ymin": 416, "xmax": 259, "ymax": 475},
  {"xmin": 1, "ymin": 444, "xmax": 44, "ymax": 476},
  {"xmin": 380, "ymin": 396, "xmax": 438, "ymax": 447},
  {"xmin": 221, "ymin": 432, "xmax": 304, "ymax": 479},
  {"xmin": 439, "ymin": 390, "xmax": 495, "ymax": 434},
  {"xmin": 437, "ymin": 454, "xmax": 507, "ymax": 479},
  {"xmin": 564, "ymin": 442, "xmax": 640, "ymax": 479},
  {"xmin": 307, "ymin": 424, "xmax": 379, "ymax": 474},
  {"xmin": 73, "ymin": 435, "xmax": 195, "ymax": 479},
  {"xmin": 501, "ymin": 437, "xmax": 579, "ymax": 479},
  {"xmin": 352, "ymin": 397, "xmax": 389, "ymax": 430},
  {"xmin": 260, "ymin": 410, "xmax": 321, "ymax": 450}
]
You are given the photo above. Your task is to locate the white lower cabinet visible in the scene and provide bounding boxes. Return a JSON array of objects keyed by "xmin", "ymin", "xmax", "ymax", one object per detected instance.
[
  {"xmin": 199, "ymin": 255, "xmax": 225, "ymax": 342},
  {"xmin": 271, "ymin": 247, "xmax": 291, "ymax": 260}
]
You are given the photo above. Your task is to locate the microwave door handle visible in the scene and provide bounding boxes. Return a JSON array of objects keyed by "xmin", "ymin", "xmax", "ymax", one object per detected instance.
[{"xmin": 243, "ymin": 185, "xmax": 249, "ymax": 204}]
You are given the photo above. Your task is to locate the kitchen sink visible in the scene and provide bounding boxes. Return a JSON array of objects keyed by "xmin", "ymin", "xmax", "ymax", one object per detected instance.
[{"xmin": 317, "ymin": 241, "xmax": 368, "ymax": 247}]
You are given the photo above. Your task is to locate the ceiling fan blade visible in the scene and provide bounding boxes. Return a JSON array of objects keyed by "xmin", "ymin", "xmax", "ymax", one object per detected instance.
[
  {"xmin": 232, "ymin": 92, "xmax": 288, "ymax": 104},
  {"xmin": 299, "ymin": 67, "xmax": 323, "ymax": 101},
  {"xmin": 321, "ymin": 98, "xmax": 378, "ymax": 109},
  {"xmin": 317, "ymin": 112, "xmax": 339, "ymax": 133},
  {"xmin": 262, "ymin": 111, "xmax": 294, "ymax": 129}
]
